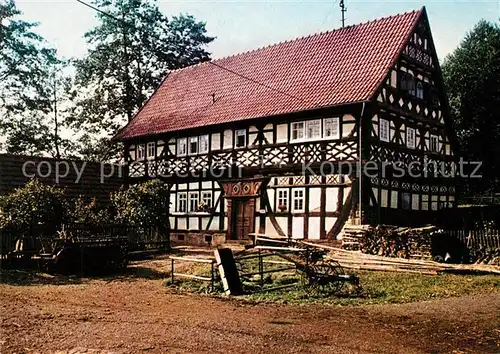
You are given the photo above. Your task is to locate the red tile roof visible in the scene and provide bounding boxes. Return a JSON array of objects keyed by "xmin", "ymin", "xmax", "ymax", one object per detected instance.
[{"xmin": 115, "ymin": 8, "xmax": 423, "ymax": 140}]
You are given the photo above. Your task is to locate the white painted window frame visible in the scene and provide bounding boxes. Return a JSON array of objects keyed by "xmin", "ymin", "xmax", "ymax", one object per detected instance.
[
  {"xmin": 291, "ymin": 121, "xmax": 305, "ymax": 141},
  {"xmin": 199, "ymin": 134, "xmax": 209, "ymax": 154},
  {"xmin": 189, "ymin": 136, "xmax": 198, "ymax": 155},
  {"xmin": 188, "ymin": 192, "xmax": 199, "ymax": 213},
  {"xmin": 306, "ymin": 119, "xmax": 321, "ymax": 139},
  {"xmin": 379, "ymin": 119, "xmax": 390, "ymax": 142},
  {"xmin": 430, "ymin": 134, "xmax": 439, "ymax": 153},
  {"xmin": 201, "ymin": 191, "xmax": 213, "ymax": 208},
  {"xmin": 323, "ymin": 117, "xmax": 340, "ymax": 139},
  {"xmin": 137, "ymin": 144, "xmax": 145, "ymax": 161},
  {"xmin": 277, "ymin": 188, "xmax": 289, "ymax": 211},
  {"xmin": 177, "ymin": 138, "xmax": 187, "ymax": 156},
  {"xmin": 235, "ymin": 129, "xmax": 246, "ymax": 148},
  {"xmin": 292, "ymin": 188, "xmax": 305, "ymax": 212},
  {"xmin": 177, "ymin": 192, "xmax": 187, "ymax": 213},
  {"xmin": 406, "ymin": 127, "xmax": 416, "ymax": 149},
  {"xmin": 146, "ymin": 142, "xmax": 155, "ymax": 160}
]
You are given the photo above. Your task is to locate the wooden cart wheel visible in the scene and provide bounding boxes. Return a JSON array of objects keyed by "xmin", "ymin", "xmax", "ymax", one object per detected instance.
[
  {"xmin": 309, "ymin": 261, "xmax": 345, "ymax": 295},
  {"xmin": 298, "ymin": 266, "xmax": 319, "ymax": 295}
]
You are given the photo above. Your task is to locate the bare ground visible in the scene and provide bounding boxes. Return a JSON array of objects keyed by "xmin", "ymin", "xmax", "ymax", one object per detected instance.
[{"xmin": 1, "ymin": 259, "xmax": 499, "ymax": 354}]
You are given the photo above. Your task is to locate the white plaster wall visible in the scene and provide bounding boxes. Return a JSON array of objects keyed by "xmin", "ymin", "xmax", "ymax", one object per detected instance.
[
  {"xmin": 277, "ymin": 124, "xmax": 287, "ymax": 143},
  {"xmin": 223, "ymin": 129, "xmax": 233, "ymax": 149},
  {"xmin": 188, "ymin": 218, "xmax": 199, "ymax": 230},
  {"xmin": 308, "ymin": 217, "xmax": 321, "ymax": 240},
  {"xmin": 309, "ymin": 188, "xmax": 321, "ymax": 212},
  {"xmin": 292, "ymin": 217, "xmax": 304, "ymax": 239},
  {"xmin": 209, "ymin": 217, "xmax": 220, "ymax": 231},
  {"xmin": 325, "ymin": 187, "xmax": 338, "ymax": 212}
]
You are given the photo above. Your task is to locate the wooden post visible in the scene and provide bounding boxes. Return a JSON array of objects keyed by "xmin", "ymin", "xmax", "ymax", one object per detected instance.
[
  {"xmin": 259, "ymin": 248, "xmax": 264, "ymax": 288},
  {"xmin": 211, "ymin": 261, "xmax": 215, "ymax": 292},
  {"xmin": 171, "ymin": 258, "xmax": 175, "ymax": 284}
]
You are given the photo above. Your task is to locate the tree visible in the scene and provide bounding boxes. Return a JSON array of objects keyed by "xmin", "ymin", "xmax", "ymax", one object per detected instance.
[
  {"xmin": 442, "ymin": 20, "xmax": 500, "ymax": 195},
  {"xmin": 2, "ymin": 58, "xmax": 76, "ymax": 157},
  {"xmin": 71, "ymin": 0, "xmax": 214, "ymax": 160},
  {"xmin": 0, "ymin": 0, "xmax": 74, "ymax": 157}
]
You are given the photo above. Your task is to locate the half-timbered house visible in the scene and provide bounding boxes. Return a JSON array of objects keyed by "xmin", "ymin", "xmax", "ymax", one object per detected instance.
[{"xmin": 114, "ymin": 7, "xmax": 457, "ymax": 245}]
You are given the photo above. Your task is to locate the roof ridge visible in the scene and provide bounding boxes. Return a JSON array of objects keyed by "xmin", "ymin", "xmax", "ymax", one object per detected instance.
[{"xmin": 169, "ymin": 7, "xmax": 422, "ymax": 75}]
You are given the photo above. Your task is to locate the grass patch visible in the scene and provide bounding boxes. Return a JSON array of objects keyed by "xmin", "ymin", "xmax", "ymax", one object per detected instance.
[{"xmin": 166, "ymin": 262, "xmax": 500, "ymax": 306}]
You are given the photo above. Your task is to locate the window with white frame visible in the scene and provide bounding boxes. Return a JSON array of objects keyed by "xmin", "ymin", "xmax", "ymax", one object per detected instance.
[
  {"xmin": 235, "ymin": 129, "xmax": 246, "ymax": 148},
  {"xmin": 406, "ymin": 127, "xmax": 416, "ymax": 149},
  {"xmin": 379, "ymin": 119, "xmax": 390, "ymax": 142},
  {"xmin": 401, "ymin": 192, "xmax": 411, "ymax": 210},
  {"xmin": 400, "ymin": 72, "xmax": 416, "ymax": 96},
  {"xmin": 199, "ymin": 135, "xmax": 209, "ymax": 153},
  {"xmin": 146, "ymin": 142, "xmax": 155, "ymax": 159},
  {"xmin": 189, "ymin": 136, "xmax": 198, "ymax": 155},
  {"xmin": 306, "ymin": 119, "xmax": 321, "ymax": 139},
  {"xmin": 137, "ymin": 144, "xmax": 145, "ymax": 160},
  {"xmin": 291, "ymin": 122, "xmax": 305, "ymax": 141},
  {"xmin": 188, "ymin": 192, "xmax": 199, "ymax": 212},
  {"xmin": 201, "ymin": 191, "xmax": 212, "ymax": 208},
  {"xmin": 416, "ymin": 82, "xmax": 424, "ymax": 99},
  {"xmin": 177, "ymin": 192, "xmax": 187, "ymax": 213},
  {"xmin": 430, "ymin": 135, "xmax": 439, "ymax": 152},
  {"xmin": 324, "ymin": 117, "xmax": 340, "ymax": 139},
  {"xmin": 292, "ymin": 188, "xmax": 305, "ymax": 212},
  {"xmin": 177, "ymin": 138, "xmax": 187, "ymax": 156},
  {"xmin": 277, "ymin": 189, "xmax": 288, "ymax": 211}
]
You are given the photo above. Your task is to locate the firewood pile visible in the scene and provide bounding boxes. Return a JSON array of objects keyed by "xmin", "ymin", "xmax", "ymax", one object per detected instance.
[
  {"xmin": 339, "ymin": 225, "xmax": 437, "ymax": 260},
  {"xmin": 471, "ymin": 248, "xmax": 500, "ymax": 266}
]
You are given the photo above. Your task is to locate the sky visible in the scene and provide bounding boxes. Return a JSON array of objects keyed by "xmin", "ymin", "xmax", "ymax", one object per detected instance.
[{"xmin": 14, "ymin": 0, "xmax": 500, "ymax": 62}]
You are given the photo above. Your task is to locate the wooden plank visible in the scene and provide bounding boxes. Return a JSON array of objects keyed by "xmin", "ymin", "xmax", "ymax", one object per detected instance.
[
  {"xmin": 169, "ymin": 256, "xmax": 214, "ymax": 264},
  {"xmin": 255, "ymin": 245, "xmax": 306, "ymax": 252},
  {"xmin": 173, "ymin": 273, "xmax": 212, "ymax": 281},
  {"xmin": 214, "ymin": 248, "xmax": 243, "ymax": 295}
]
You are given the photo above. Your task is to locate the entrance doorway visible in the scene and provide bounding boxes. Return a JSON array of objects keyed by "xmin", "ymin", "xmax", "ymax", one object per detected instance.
[{"xmin": 228, "ymin": 198, "xmax": 255, "ymax": 240}]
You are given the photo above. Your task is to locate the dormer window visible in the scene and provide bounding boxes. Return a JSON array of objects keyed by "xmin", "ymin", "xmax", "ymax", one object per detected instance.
[{"xmin": 235, "ymin": 129, "xmax": 246, "ymax": 148}]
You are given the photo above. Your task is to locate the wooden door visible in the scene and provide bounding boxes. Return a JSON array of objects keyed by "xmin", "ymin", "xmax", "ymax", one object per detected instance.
[{"xmin": 229, "ymin": 198, "xmax": 255, "ymax": 240}]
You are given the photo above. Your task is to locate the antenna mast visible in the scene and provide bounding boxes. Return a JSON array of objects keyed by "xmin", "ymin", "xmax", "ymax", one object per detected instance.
[{"xmin": 340, "ymin": 0, "xmax": 347, "ymax": 27}]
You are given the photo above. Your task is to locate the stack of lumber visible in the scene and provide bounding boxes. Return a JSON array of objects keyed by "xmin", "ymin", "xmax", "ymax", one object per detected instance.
[
  {"xmin": 338, "ymin": 224, "xmax": 437, "ymax": 260},
  {"xmin": 300, "ymin": 241, "xmax": 500, "ymax": 275},
  {"xmin": 337, "ymin": 225, "xmax": 370, "ymax": 250}
]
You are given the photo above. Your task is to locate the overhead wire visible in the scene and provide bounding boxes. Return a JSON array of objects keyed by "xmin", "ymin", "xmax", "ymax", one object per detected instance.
[{"xmin": 75, "ymin": 0, "xmax": 309, "ymax": 104}]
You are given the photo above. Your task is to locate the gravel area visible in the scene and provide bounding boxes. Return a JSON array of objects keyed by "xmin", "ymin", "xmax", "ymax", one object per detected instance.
[{"xmin": 1, "ymin": 260, "xmax": 499, "ymax": 354}]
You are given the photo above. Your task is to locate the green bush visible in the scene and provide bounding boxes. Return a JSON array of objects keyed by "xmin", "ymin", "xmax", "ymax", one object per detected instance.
[
  {"xmin": 69, "ymin": 196, "xmax": 111, "ymax": 226},
  {"xmin": 110, "ymin": 180, "xmax": 170, "ymax": 227},
  {"xmin": 0, "ymin": 179, "xmax": 65, "ymax": 235}
]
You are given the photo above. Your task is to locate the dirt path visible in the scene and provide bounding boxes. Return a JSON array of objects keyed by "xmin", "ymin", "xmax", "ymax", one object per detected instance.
[{"xmin": 1, "ymin": 273, "xmax": 499, "ymax": 354}]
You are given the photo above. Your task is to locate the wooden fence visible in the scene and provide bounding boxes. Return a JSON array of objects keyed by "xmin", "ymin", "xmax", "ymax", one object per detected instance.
[
  {"xmin": 0, "ymin": 223, "xmax": 169, "ymax": 257},
  {"xmin": 443, "ymin": 229, "xmax": 500, "ymax": 250}
]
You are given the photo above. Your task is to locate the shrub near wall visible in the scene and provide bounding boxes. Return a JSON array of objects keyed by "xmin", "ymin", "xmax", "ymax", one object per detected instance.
[
  {"xmin": 110, "ymin": 180, "xmax": 171, "ymax": 246},
  {"xmin": 0, "ymin": 179, "xmax": 65, "ymax": 236}
]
